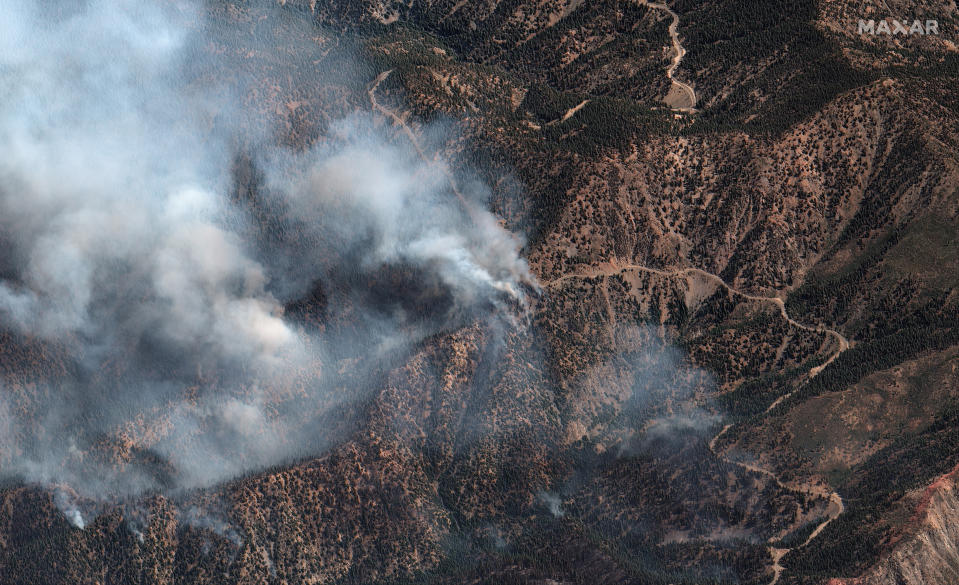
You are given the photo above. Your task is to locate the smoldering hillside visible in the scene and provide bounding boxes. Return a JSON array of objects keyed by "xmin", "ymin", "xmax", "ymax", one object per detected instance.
[
  {"xmin": 0, "ymin": 4, "xmax": 843, "ymax": 583},
  {"xmin": 0, "ymin": 0, "xmax": 535, "ymax": 520}
]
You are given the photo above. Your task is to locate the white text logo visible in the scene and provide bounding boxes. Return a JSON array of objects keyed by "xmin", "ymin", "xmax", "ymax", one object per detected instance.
[{"xmin": 858, "ymin": 19, "xmax": 939, "ymax": 36}]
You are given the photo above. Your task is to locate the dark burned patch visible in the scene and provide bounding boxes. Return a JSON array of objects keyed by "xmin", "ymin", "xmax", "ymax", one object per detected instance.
[
  {"xmin": 284, "ymin": 278, "xmax": 329, "ymax": 327},
  {"xmin": 355, "ymin": 261, "xmax": 458, "ymax": 326}
]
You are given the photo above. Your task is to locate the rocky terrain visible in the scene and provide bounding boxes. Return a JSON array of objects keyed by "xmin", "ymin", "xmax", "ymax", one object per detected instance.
[{"xmin": 0, "ymin": 1, "xmax": 957, "ymax": 584}]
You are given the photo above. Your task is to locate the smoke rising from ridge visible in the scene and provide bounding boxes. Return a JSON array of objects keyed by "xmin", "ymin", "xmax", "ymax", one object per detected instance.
[{"xmin": 0, "ymin": 0, "xmax": 534, "ymax": 520}]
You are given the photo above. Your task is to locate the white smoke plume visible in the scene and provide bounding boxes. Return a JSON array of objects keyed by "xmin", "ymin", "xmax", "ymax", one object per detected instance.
[
  {"xmin": 537, "ymin": 491, "xmax": 566, "ymax": 518},
  {"xmin": 0, "ymin": 0, "xmax": 534, "ymax": 515},
  {"xmin": 564, "ymin": 325, "xmax": 721, "ymax": 456},
  {"xmin": 263, "ymin": 116, "xmax": 534, "ymax": 314}
]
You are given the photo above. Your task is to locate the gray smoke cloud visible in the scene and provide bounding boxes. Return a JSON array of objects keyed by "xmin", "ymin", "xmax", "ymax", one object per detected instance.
[
  {"xmin": 565, "ymin": 325, "xmax": 720, "ymax": 455},
  {"xmin": 0, "ymin": 0, "xmax": 534, "ymax": 524},
  {"xmin": 262, "ymin": 116, "xmax": 534, "ymax": 316}
]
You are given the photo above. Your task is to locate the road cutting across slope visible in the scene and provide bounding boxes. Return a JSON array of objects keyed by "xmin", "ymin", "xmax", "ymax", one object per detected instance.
[
  {"xmin": 546, "ymin": 260, "xmax": 848, "ymax": 584},
  {"xmin": 369, "ymin": 69, "xmax": 474, "ymax": 213}
]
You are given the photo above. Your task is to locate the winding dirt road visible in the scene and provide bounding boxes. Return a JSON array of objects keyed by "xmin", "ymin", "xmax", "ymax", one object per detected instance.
[
  {"xmin": 639, "ymin": 1, "xmax": 697, "ymax": 112},
  {"xmin": 546, "ymin": 261, "xmax": 848, "ymax": 385},
  {"xmin": 546, "ymin": 260, "xmax": 848, "ymax": 584},
  {"xmin": 372, "ymin": 66, "xmax": 841, "ymax": 583}
]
